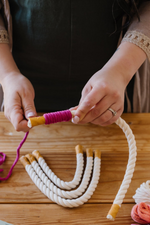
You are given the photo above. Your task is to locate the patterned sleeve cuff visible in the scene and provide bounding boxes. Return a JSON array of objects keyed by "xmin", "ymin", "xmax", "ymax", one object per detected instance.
[
  {"xmin": 122, "ymin": 30, "xmax": 150, "ymax": 61},
  {"xmin": 0, "ymin": 30, "xmax": 9, "ymax": 44}
]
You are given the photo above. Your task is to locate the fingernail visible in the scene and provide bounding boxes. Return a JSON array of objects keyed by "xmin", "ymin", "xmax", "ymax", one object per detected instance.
[
  {"xmin": 72, "ymin": 116, "xmax": 79, "ymax": 124},
  {"xmin": 27, "ymin": 112, "xmax": 35, "ymax": 118}
]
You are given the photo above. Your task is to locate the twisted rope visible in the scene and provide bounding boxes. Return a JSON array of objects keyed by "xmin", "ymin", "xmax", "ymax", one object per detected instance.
[
  {"xmin": 34, "ymin": 152, "xmax": 84, "ymax": 190},
  {"xmin": 27, "ymin": 154, "xmax": 93, "ymax": 199},
  {"xmin": 107, "ymin": 117, "xmax": 137, "ymax": 220},
  {"xmin": 25, "ymin": 156, "xmax": 101, "ymax": 207}
]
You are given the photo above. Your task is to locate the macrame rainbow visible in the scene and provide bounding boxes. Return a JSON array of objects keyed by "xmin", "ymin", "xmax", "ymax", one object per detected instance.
[
  {"xmin": 0, "ymin": 109, "xmax": 137, "ymax": 221},
  {"xmin": 20, "ymin": 147, "xmax": 101, "ymax": 207}
]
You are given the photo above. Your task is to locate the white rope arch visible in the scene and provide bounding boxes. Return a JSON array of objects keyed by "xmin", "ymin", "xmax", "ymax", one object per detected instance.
[
  {"xmin": 32, "ymin": 145, "xmax": 84, "ymax": 190},
  {"xmin": 25, "ymin": 149, "xmax": 93, "ymax": 199},
  {"xmin": 20, "ymin": 116, "xmax": 137, "ymax": 221},
  {"xmin": 20, "ymin": 149, "xmax": 101, "ymax": 207}
]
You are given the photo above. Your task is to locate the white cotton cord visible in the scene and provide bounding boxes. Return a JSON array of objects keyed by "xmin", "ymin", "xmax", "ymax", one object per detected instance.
[
  {"xmin": 29, "ymin": 157, "xmax": 93, "ymax": 199},
  {"xmin": 133, "ymin": 180, "xmax": 150, "ymax": 204},
  {"xmin": 107, "ymin": 117, "xmax": 137, "ymax": 221},
  {"xmin": 36, "ymin": 153, "xmax": 84, "ymax": 190},
  {"xmin": 113, "ymin": 117, "xmax": 137, "ymax": 206},
  {"xmin": 25, "ymin": 157, "xmax": 101, "ymax": 207}
]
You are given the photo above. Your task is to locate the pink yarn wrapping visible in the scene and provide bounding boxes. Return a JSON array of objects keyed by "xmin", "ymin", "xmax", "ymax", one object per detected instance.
[
  {"xmin": 0, "ymin": 131, "xmax": 29, "ymax": 181},
  {"xmin": 131, "ymin": 202, "xmax": 150, "ymax": 224},
  {"xmin": 0, "ymin": 110, "xmax": 73, "ymax": 181},
  {"xmin": 43, "ymin": 110, "xmax": 72, "ymax": 125}
]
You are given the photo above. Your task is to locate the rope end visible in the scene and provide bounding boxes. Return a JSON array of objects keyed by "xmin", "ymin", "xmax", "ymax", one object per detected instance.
[
  {"xmin": 27, "ymin": 116, "xmax": 45, "ymax": 128},
  {"xmin": 107, "ymin": 204, "xmax": 120, "ymax": 221},
  {"xmin": 20, "ymin": 156, "xmax": 30, "ymax": 168},
  {"xmin": 32, "ymin": 150, "xmax": 43, "ymax": 160},
  {"xmin": 75, "ymin": 145, "xmax": 83, "ymax": 154}
]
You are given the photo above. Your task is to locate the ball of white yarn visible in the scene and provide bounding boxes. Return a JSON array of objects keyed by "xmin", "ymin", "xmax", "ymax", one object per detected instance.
[{"xmin": 133, "ymin": 180, "xmax": 150, "ymax": 204}]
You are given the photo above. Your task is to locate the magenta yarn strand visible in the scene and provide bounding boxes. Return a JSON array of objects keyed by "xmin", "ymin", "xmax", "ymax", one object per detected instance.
[
  {"xmin": 0, "ymin": 110, "xmax": 72, "ymax": 181},
  {"xmin": 0, "ymin": 131, "xmax": 29, "ymax": 181},
  {"xmin": 44, "ymin": 110, "xmax": 72, "ymax": 125}
]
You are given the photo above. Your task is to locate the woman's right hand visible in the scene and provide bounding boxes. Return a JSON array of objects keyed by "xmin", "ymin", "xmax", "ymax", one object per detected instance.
[{"xmin": 1, "ymin": 72, "xmax": 37, "ymax": 132}]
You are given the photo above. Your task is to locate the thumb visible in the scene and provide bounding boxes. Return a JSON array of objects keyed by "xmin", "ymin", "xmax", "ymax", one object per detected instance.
[{"xmin": 22, "ymin": 96, "xmax": 37, "ymax": 119}]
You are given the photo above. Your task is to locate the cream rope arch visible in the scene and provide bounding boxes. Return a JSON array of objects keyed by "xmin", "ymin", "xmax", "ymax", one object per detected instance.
[
  {"xmin": 20, "ymin": 149, "xmax": 101, "ymax": 207},
  {"xmin": 25, "ymin": 149, "xmax": 93, "ymax": 199},
  {"xmin": 32, "ymin": 145, "xmax": 84, "ymax": 190}
]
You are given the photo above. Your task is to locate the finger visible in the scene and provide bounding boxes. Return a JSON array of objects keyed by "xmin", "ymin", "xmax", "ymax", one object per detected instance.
[
  {"xmin": 92, "ymin": 107, "xmax": 123, "ymax": 127},
  {"xmin": 6, "ymin": 96, "xmax": 30, "ymax": 132},
  {"xmin": 22, "ymin": 95, "xmax": 37, "ymax": 119},
  {"xmin": 79, "ymin": 84, "xmax": 92, "ymax": 105},
  {"xmin": 77, "ymin": 94, "xmax": 118, "ymax": 124},
  {"xmin": 69, "ymin": 106, "xmax": 79, "ymax": 123},
  {"xmin": 91, "ymin": 103, "xmax": 123, "ymax": 126},
  {"xmin": 5, "ymin": 93, "xmax": 33, "ymax": 132},
  {"xmin": 100, "ymin": 108, "xmax": 123, "ymax": 126},
  {"xmin": 10, "ymin": 106, "xmax": 30, "ymax": 132},
  {"xmin": 73, "ymin": 86, "xmax": 106, "ymax": 123}
]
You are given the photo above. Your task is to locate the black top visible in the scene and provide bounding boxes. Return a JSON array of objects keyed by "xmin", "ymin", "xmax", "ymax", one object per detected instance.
[{"xmin": 9, "ymin": 0, "xmax": 128, "ymax": 112}]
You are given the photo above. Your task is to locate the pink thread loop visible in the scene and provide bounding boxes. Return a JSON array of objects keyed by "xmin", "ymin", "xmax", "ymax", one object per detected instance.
[
  {"xmin": 0, "ymin": 152, "xmax": 6, "ymax": 165},
  {"xmin": 0, "ymin": 152, "xmax": 6, "ymax": 172},
  {"xmin": 44, "ymin": 110, "xmax": 72, "ymax": 125},
  {"xmin": 0, "ymin": 131, "xmax": 29, "ymax": 181}
]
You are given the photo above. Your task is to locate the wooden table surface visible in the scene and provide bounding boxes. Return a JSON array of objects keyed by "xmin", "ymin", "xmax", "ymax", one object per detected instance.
[{"xmin": 0, "ymin": 112, "xmax": 150, "ymax": 224}]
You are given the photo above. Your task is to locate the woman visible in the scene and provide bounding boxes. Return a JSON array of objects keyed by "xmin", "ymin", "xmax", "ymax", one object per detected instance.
[{"xmin": 0, "ymin": 0, "xmax": 149, "ymax": 131}]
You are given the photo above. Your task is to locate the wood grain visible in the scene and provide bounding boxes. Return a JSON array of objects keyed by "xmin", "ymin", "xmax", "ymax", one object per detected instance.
[
  {"xmin": 0, "ymin": 204, "xmax": 135, "ymax": 225},
  {"xmin": 0, "ymin": 151, "xmax": 149, "ymax": 204},
  {"xmin": 0, "ymin": 112, "xmax": 150, "ymax": 224}
]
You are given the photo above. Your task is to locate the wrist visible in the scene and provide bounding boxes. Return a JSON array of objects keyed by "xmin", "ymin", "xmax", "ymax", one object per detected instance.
[
  {"xmin": 103, "ymin": 42, "xmax": 146, "ymax": 86},
  {"xmin": 1, "ymin": 71, "xmax": 22, "ymax": 89},
  {"xmin": 0, "ymin": 44, "xmax": 20, "ymax": 84}
]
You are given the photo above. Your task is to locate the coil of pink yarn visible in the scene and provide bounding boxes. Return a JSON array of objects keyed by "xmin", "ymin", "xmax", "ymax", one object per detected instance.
[{"xmin": 131, "ymin": 202, "xmax": 150, "ymax": 224}]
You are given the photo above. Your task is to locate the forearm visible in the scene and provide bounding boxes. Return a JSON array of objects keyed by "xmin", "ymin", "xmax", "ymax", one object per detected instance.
[
  {"xmin": 0, "ymin": 43, "xmax": 20, "ymax": 85},
  {"xmin": 103, "ymin": 41, "xmax": 146, "ymax": 86}
]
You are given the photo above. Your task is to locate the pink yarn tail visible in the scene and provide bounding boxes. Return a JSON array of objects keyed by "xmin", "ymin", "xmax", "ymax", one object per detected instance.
[{"xmin": 0, "ymin": 131, "xmax": 29, "ymax": 181}]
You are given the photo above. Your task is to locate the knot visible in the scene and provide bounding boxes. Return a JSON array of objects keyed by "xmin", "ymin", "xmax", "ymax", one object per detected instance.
[
  {"xmin": 131, "ymin": 202, "xmax": 150, "ymax": 224},
  {"xmin": 0, "ymin": 152, "xmax": 6, "ymax": 172}
]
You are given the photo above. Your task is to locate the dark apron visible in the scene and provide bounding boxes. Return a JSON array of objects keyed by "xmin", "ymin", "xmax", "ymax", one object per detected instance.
[{"xmin": 9, "ymin": 0, "xmax": 126, "ymax": 112}]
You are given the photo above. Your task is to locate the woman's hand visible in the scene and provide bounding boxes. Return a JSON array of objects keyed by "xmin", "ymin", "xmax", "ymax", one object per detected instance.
[
  {"xmin": 72, "ymin": 42, "xmax": 146, "ymax": 126},
  {"xmin": 72, "ymin": 67, "xmax": 125, "ymax": 126},
  {"xmin": 1, "ymin": 72, "xmax": 37, "ymax": 132}
]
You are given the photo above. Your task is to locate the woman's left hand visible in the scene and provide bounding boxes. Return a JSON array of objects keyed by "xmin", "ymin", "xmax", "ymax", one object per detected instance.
[{"xmin": 72, "ymin": 67, "xmax": 126, "ymax": 126}]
